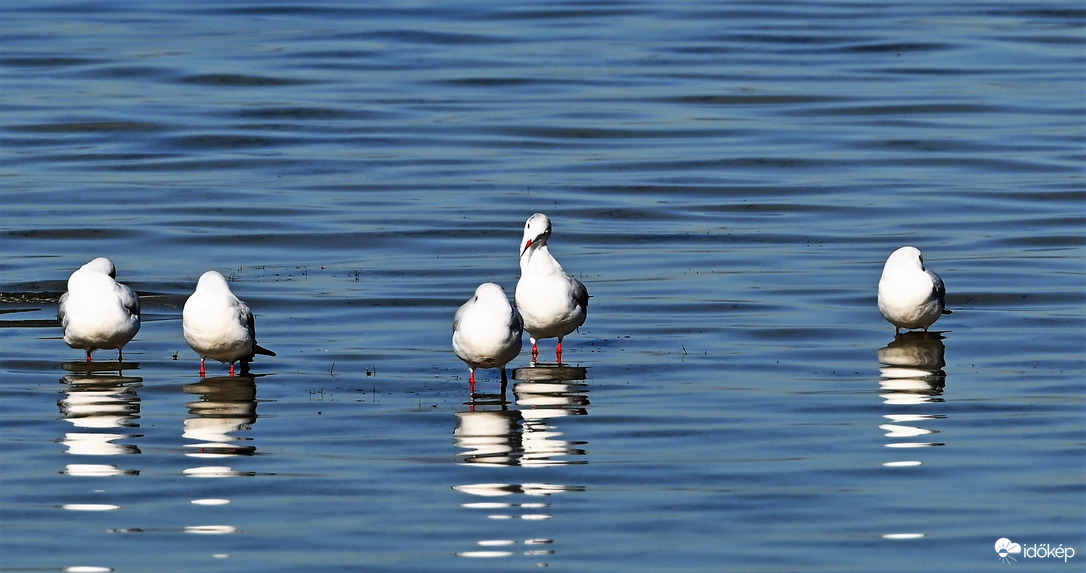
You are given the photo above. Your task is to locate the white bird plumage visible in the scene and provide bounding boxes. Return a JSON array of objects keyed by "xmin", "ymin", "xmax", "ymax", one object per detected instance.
[
  {"xmin": 878, "ymin": 246, "xmax": 952, "ymax": 334},
  {"xmin": 58, "ymin": 257, "xmax": 141, "ymax": 362},
  {"xmin": 183, "ymin": 270, "xmax": 275, "ymax": 376},
  {"xmin": 453, "ymin": 282, "xmax": 523, "ymax": 394},
  {"xmin": 515, "ymin": 213, "xmax": 588, "ymax": 363}
]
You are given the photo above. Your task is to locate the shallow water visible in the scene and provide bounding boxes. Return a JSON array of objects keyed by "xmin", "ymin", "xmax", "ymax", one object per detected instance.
[{"xmin": 1, "ymin": 1, "xmax": 1084, "ymax": 571}]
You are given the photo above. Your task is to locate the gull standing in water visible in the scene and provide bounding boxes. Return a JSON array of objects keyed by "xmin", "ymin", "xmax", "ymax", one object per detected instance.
[
  {"xmin": 58, "ymin": 257, "xmax": 141, "ymax": 362},
  {"xmin": 453, "ymin": 282, "xmax": 523, "ymax": 395},
  {"xmin": 515, "ymin": 213, "xmax": 589, "ymax": 363},
  {"xmin": 183, "ymin": 270, "xmax": 275, "ymax": 376},
  {"xmin": 878, "ymin": 246, "xmax": 952, "ymax": 334}
]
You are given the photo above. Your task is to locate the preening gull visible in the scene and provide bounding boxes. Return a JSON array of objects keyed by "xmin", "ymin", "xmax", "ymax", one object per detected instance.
[
  {"xmin": 453, "ymin": 282, "xmax": 523, "ymax": 394},
  {"xmin": 58, "ymin": 257, "xmax": 141, "ymax": 361},
  {"xmin": 183, "ymin": 270, "xmax": 275, "ymax": 376},
  {"xmin": 878, "ymin": 246, "xmax": 952, "ymax": 334},
  {"xmin": 515, "ymin": 213, "xmax": 588, "ymax": 363}
]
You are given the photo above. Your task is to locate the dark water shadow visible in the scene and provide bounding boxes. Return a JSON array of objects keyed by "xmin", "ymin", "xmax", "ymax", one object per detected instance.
[{"xmin": 62, "ymin": 360, "xmax": 140, "ymax": 373}]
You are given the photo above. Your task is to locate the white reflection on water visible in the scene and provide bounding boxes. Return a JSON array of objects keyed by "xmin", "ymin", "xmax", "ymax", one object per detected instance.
[
  {"xmin": 182, "ymin": 374, "xmax": 258, "ymax": 460},
  {"xmin": 876, "ymin": 332, "xmax": 950, "ymax": 543},
  {"xmin": 182, "ymin": 466, "xmax": 252, "ymax": 478},
  {"xmin": 180, "ymin": 376, "xmax": 257, "ymax": 539},
  {"xmin": 182, "ymin": 376, "xmax": 258, "ymax": 485},
  {"xmin": 454, "ymin": 366, "xmax": 588, "ymax": 467},
  {"xmin": 62, "ymin": 464, "xmax": 135, "ymax": 477},
  {"xmin": 454, "ymin": 365, "xmax": 589, "ymax": 564},
  {"xmin": 191, "ymin": 498, "xmax": 231, "ymax": 506},
  {"xmin": 58, "ymin": 372, "xmax": 142, "ymax": 472},
  {"xmin": 56, "ymin": 370, "xmax": 142, "ymax": 521},
  {"xmin": 453, "ymin": 483, "xmax": 580, "ymax": 561},
  {"xmin": 183, "ymin": 525, "xmax": 240, "ymax": 535},
  {"xmin": 877, "ymin": 332, "xmax": 948, "ymax": 463},
  {"xmin": 60, "ymin": 503, "xmax": 120, "ymax": 511},
  {"xmin": 883, "ymin": 533, "xmax": 926, "ymax": 540}
]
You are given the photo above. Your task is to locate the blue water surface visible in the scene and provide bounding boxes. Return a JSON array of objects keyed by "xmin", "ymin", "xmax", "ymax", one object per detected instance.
[{"xmin": 1, "ymin": 1, "xmax": 1083, "ymax": 571}]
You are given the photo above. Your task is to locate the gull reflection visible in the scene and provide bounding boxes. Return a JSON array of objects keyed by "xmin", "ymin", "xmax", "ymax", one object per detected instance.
[
  {"xmin": 183, "ymin": 374, "xmax": 258, "ymax": 477},
  {"xmin": 454, "ymin": 482, "xmax": 584, "ymax": 560},
  {"xmin": 877, "ymin": 332, "xmax": 948, "ymax": 466},
  {"xmin": 454, "ymin": 365, "xmax": 588, "ymax": 467},
  {"xmin": 181, "ymin": 375, "xmax": 259, "ymax": 543},
  {"xmin": 454, "ymin": 409, "xmax": 522, "ymax": 466},
  {"xmin": 58, "ymin": 371, "xmax": 142, "ymax": 476},
  {"xmin": 454, "ymin": 365, "xmax": 589, "ymax": 565}
]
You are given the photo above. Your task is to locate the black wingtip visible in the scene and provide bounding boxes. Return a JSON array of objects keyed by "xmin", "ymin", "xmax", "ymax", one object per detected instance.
[{"xmin": 254, "ymin": 344, "xmax": 277, "ymax": 357}]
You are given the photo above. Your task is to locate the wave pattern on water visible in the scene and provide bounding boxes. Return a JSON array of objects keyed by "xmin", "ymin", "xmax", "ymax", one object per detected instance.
[{"xmin": 1, "ymin": 1, "xmax": 1083, "ymax": 572}]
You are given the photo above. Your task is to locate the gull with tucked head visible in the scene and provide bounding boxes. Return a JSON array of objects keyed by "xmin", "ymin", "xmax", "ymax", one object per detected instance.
[
  {"xmin": 183, "ymin": 270, "xmax": 275, "ymax": 377},
  {"xmin": 878, "ymin": 246, "xmax": 952, "ymax": 334},
  {"xmin": 58, "ymin": 257, "xmax": 141, "ymax": 362},
  {"xmin": 453, "ymin": 282, "xmax": 523, "ymax": 395}
]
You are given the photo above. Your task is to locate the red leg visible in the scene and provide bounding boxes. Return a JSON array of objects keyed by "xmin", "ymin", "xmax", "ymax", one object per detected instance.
[
  {"xmin": 469, "ymin": 369, "xmax": 476, "ymax": 395},
  {"xmin": 85, "ymin": 350, "xmax": 93, "ymax": 362},
  {"xmin": 199, "ymin": 358, "xmax": 206, "ymax": 378},
  {"xmin": 556, "ymin": 339, "xmax": 563, "ymax": 364},
  {"xmin": 531, "ymin": 341, "xmax": 539, "ymax": 361},
  {"xmin": 229, "ymin": 362, "xmax": 236, "ymax": 376}
]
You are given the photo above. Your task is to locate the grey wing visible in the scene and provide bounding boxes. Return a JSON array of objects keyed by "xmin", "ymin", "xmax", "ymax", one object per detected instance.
[
  {"xmin": 57, "ymin": 291, "xmax": 69, "ymax": 325},
  {"xmin": 243, "ymin": 305, "xmax": 257, "ymax": 343},
  {"xmin": 928, "ymin": 269, "xmax": 951, "ymax": 314},
  {"xmin": 239, "ymin": 302, "xmax": 258, "ymax": 358},
  {"xmin": 242, "ymin": 302, "xmax": 276, "ymax": 357},
  {"xmin": 117, "ymin": 283, "xmax": 140, "ymax": 317},
  {"xmin": 510, "ymin": 305, "xmax": 524, "ymax": 336},
  {"xmin": 571, "ymin": 276, "xmax": 589, "ymax": 323},
  {"xmin": 453, "ymin": 302, "xmax": 465, "ymax": 333}
]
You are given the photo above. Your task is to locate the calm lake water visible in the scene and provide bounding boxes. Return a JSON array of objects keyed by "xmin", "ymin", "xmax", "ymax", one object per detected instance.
[{"xmin": 2, "ymin": 1, "xmax": 1084, "ymax": 571}]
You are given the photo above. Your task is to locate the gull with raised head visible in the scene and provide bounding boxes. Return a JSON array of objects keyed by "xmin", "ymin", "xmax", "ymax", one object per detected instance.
[
  {"xmin": 515, "ymin": 213, "xmax": 588, "ymax": 363},
  {"xmin": 58, "ymin": 257, "xmax": 141, "ymax": 362},
  {"xmin": 183, "ymin": 270, "xmax": 275, "ymax": 377},
  {"xmin": 453, "ymin": 282, "xmax": 523, "ymax": 395},
  {"xmin": 878, "ymin": 246, "xmax": 952, "ymax": 334}
]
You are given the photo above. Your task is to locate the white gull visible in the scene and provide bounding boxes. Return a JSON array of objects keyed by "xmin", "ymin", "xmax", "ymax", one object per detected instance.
[
  {"xmin": 878, "ymin": 246, "xmax": 952, "ymax": 334},
  {"xmin": 183, "ymin": 270, "xmax": 275, "ymax": 376},
  {"xmin": 515, "ymin": 213, "xmax": 588, "ymax": 363},
  {"xmin": 58, "ymin": 257, "xmax": 141, "ymax": 362},
  {"xmin": 453, "ymin": 282, "xmax": 523, "ymax": 394}
]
